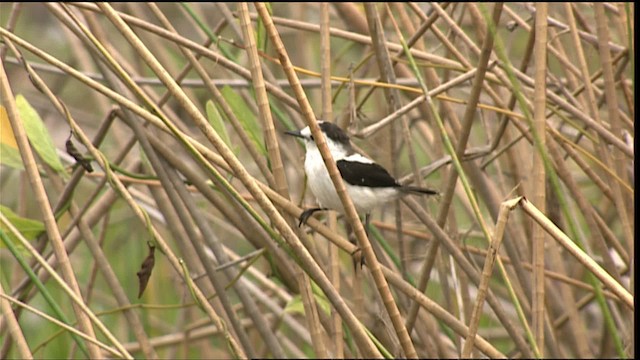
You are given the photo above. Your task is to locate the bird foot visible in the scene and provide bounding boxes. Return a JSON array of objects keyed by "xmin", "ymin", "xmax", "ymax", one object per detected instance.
[
  {"xmin": 298, "ymin": 207, "xmax": 327, "ymax": 227},
  {"xmin": 350, "ymin": 247, "xmax": 366, "ymax": 270}
]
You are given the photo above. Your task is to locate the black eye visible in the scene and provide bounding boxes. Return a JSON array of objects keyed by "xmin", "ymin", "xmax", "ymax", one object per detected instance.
[{"xmin": 309, "ymin": 135, "xmax": 314, "ymax": 141}]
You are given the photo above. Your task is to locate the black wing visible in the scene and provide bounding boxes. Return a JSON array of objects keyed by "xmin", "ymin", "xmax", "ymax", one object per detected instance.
[{"xmin": 336, "ymin": 159, "xmax": 399, "ymax": 188}]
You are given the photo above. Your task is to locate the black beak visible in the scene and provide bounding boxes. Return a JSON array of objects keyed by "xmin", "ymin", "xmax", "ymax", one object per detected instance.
[{"xmin": 284, "ymin": 129, "xmax": 304, "ymax": 138}]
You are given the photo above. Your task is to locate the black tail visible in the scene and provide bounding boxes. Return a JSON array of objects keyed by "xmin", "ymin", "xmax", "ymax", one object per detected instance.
[{"xmin": 399, "ymin": 185, "xmax": 439, "ymax": 196}]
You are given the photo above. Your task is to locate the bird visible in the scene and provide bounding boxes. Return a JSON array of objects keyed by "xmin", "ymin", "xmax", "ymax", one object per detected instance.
[{"xmin": 285, "ymin": 121, "xmax": 438, "ymax": 227}]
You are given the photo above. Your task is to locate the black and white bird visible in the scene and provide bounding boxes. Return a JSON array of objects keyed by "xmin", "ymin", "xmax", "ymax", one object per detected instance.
[{"xmin": 285, "ymin": 121, "xmax": 438, "ymax": 226}]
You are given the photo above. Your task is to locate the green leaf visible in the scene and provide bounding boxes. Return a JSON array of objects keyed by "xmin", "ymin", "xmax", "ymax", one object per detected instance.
[
  {"xmin": 220, "ymin": 86, "xmax": 266, "ymax": 156},
  {"xmin": 205, "ymin": 100, "xmax": 234, "ymax": 151},
  {"xmin": 0, "ymin": 229, "xmax": 91, "ymax": 357},
  {"xmin": 1, "ymin": 105, "xmax": 25, "ymax": 169},
  {"xmin": 0, "ymin": 142, "xmax": 25, "ymax": 170},
  {"xmin": 15, "ymin": 95, "xmax": 66, "ymax": 174},
  {"xmin": 284, "ymin": 295, "xmax": 305, "ymax": 315},
  {"xmin": 0, "ymin": 205, "xmax": 44, "ymax": 252},
  {"xmin": 310, "ymin": 281, "xmax": 331, "ymax": 316},
  {"xmin": 256, "ymin": 4, "xmax": 271, "ymax": 52},
  {"xmin": 282, "ymin": 282, "xmax": 331, "ymax": 317}
]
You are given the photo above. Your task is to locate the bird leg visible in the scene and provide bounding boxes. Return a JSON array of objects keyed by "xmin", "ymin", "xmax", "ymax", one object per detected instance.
[
  {"xmin": 348, "ymin": 214, "xmax": 370, "ymax": 269},
  {"xmin": 298, "ymin": 207, "xmax": 328, "ymax": 227},
  {"xmin": 360, "ymin": 213, "xmax": 371, "ymax": 268},
  {"xmin": 364, "ymin": 213, "xmax": 371, "ymax": 238}
]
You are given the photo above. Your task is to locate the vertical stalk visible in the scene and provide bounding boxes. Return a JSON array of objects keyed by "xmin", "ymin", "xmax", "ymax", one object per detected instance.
[{"xmin": 531, "ymin": 3, "xmax": 548, "ymax": 356}]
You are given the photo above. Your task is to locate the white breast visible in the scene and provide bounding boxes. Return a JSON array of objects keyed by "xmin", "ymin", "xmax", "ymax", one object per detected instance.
[{"xmin": 303, "ymin": 143, "xmax": 399, "ymax": 214}]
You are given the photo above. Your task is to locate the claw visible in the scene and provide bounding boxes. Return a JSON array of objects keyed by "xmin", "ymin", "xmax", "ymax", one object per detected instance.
[
  {"xmin": 351, "ymin": 247, "xmax": 365, "ymax": 270},
  {"xmin": 298, "ymin": 207, "xmax": 327, "ymax": 227}
]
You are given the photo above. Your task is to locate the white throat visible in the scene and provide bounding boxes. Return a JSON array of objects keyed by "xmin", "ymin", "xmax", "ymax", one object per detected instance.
[{"xmin": 304, "ymin": 137, "xmax": 350, "ymax": 161}]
